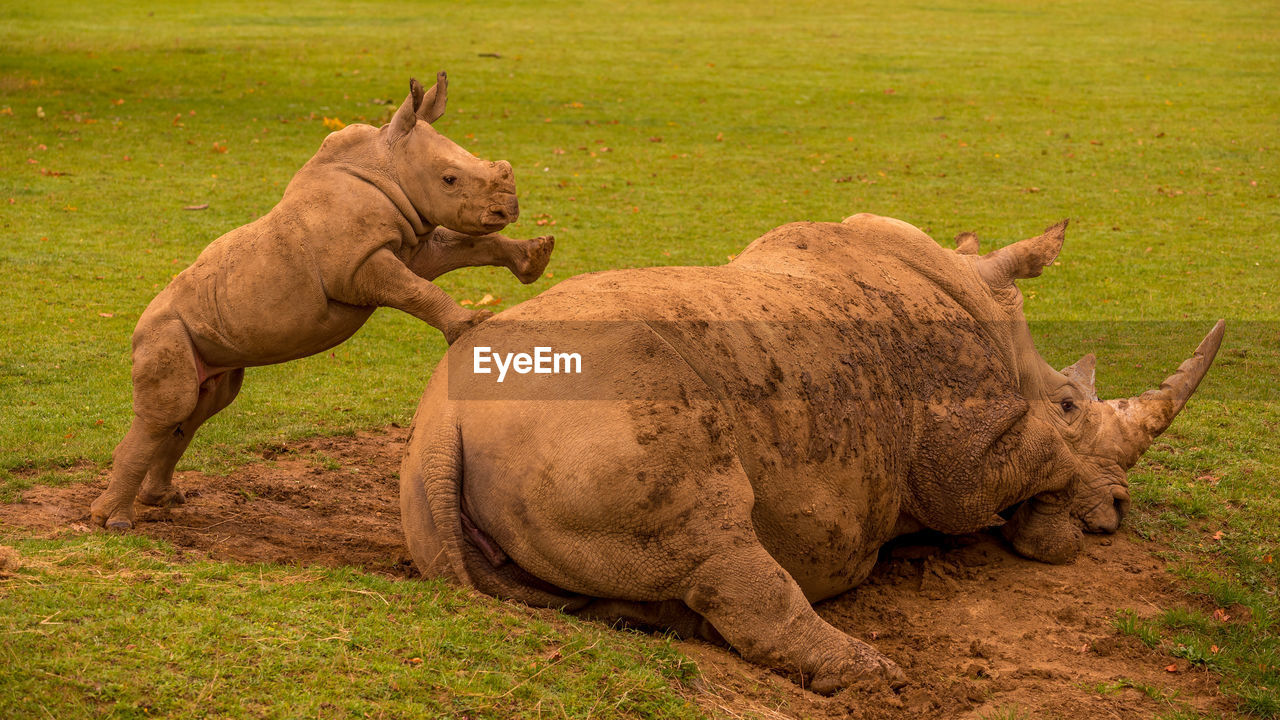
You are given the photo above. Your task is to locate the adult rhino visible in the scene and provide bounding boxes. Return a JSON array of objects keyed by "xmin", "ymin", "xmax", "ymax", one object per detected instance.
[{"xmin": 400, "ymin": 214, "xmax": 1223, "ymax": 693}]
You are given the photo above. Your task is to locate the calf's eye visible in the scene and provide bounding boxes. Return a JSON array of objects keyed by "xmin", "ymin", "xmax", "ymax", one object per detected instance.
[{"xmin": 443, "ymin": 175, "xmax": 457, "ymax": 185}]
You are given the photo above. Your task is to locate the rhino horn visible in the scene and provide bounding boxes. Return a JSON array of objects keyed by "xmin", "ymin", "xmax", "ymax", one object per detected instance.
[
  {"xmin": 417, "ymin": 71, "xmax": 448, "ymax": 124},
  {"xmin": 954, "ymin": 231, "xmax": 980, "ymax": 255},
  {"xmin": 976, "ymin": 220, "xmax": 1068, "ymax": 292},
  {"xmin": 1108, "ymin": 320, "xmax": 1225, "ymax": 466}
]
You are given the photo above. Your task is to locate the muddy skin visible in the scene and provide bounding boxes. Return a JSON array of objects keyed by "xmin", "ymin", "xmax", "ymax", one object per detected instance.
[
  {"xmin": 91, "ymin": 73, "xmax": 555, "ymax": 531},
  {"xmin": 400, "ymin": 213, "xmax": 1222, "ymax": 695}
]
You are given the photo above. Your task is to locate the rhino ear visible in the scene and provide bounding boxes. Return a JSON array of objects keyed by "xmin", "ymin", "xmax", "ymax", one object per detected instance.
[
  {"xmin": 976, "ymin": 220, "xmax": 1067, "ymax": 293},
  {"xmin": 387, "ymin": 77, "xmax": 426, "ymax": 143},
  {"xmin": 1061, "ymin": 353, "xmax": 1098, "ymax": 399},
  {"xmin": 417, "ymin": 71, "xmax": 448, "ymax": 123},
  {"xmin": 955, "ymin": 231, "xmax": 980, "ymax": 255}
]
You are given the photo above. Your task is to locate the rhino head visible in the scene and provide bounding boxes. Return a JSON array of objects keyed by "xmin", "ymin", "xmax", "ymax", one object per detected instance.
[
  {"xmin": 955, "ymin": 223, "xmax": 1224, "ymax": 562},
  {"xmin": 382, "ymin": 72, "xmax": 519, "ymax": 235}
]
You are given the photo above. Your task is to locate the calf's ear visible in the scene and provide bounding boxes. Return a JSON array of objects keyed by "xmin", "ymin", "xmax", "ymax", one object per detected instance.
[
  {"xmin": 417, "ymin": 71, "xmax": 448, "ymax": 124},
  {"xmin": 954, "ymin": 231, "xmax": 980, "ymax": 255},
  {"xmin": 387, "ymin": 77, "xmax": 426, "ymax": 143}
]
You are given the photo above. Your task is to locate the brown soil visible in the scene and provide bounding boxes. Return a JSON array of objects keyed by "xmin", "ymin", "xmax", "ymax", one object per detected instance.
[{"xmin": 1, "ymin": 427, "xmax": 1233, "ymax": 719}]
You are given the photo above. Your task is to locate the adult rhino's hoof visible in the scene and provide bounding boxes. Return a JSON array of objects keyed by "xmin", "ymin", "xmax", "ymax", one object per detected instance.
[
  {"xmin": 810, "ymin": 641, "xmax": 907, "ymax": 696},
  {"xmin": 513, "ymin": 235, "xmax": 554, "ymax": 284},
  {"xmin": 138, "ymin": 487, "xmax": 185, "ymax": 508}
]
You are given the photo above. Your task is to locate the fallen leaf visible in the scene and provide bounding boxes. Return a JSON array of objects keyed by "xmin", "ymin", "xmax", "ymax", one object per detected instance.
[
  {"xmin": 212, "ymin": 142, "xmax": 228, "ymax": 154},
  {"xmin": 1165, "ymin": 664, "xmax": 1179, "ymax": 673},
  {"xmin": 1210, "ymin": 645, "xmax": 1221, "ymax": 654},
  {"xmin": 459, "ymin": 299, "xmax": 474, "ymax": 306},
  {"xmin": 405, "ymin": 657, "xmax": 423, "ymax": 666},
  {"xmin": 98, "ymin": 312, "xmax": 114, "ymax": 318},
  {"xmin": 649, "ymin": 136, "xmax": 663, "ymax": 142},
  {"xmin": 1212, "ymin": 530, "xmax": 1225, "ymax": 541},
  {"xmin": 36, "ymin": 106, "xmax": 45, "ymax": 118},
  {"xmin": 476, "ymin": 294, "xmax": 500, "ymax": 306},
  {"xmin": 1213, "ymin": 608, "xmax": 1231, "ymax": 622},
  {"xmin": 183, "ymin": 203, "xmax": 209, "ymax": 211},
  {"xmin": 322, "ymin": 117, "xmax": 346, "ymax": 131}
]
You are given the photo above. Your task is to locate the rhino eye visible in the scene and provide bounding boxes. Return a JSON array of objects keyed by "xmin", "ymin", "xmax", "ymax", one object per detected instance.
[
  {"xmin": 1059, "ymin": 399, "xmax": 1077, "ymax": 413},
  {"xmin": 443, "ymin": 175, "xmax": 457, "ymax": 186}
]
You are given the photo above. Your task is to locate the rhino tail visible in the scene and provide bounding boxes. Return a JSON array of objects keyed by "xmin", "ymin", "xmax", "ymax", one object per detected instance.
[{"xmin": 409, "ymin": 408, "xmax": 589, "ymax": 611}]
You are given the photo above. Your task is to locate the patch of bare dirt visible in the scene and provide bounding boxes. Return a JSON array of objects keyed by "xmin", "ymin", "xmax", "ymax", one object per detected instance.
[
  {"xmin": 0, "ymin": 428, "xmax": 1232, "ymax": 719},
  {"xmin": 1, "ymin": 428, "xmax": 416, "ymax": 577}
]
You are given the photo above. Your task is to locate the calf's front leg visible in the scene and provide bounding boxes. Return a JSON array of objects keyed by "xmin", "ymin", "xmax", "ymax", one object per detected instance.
[
  {"xmin": 412, "ymin": 227, "xmax": 554, "ymax": 284},
  {"xmin": 345, "ymin": 249, "xmax": 490, "ymax": 344}
]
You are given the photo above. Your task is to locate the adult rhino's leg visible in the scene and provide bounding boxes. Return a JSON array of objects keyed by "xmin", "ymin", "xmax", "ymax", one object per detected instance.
[
  {"xmin": 137, "ymin": 368, "xmax": 244, "ymax": 507},
  {"xmin": 574, "ymin": 598, "xmax": 724, "ymax": 643},
  {"xmin": 412, "ymin": 227, "xmax": 554, "ymax": 285},
  {"xmin": 679, "ymin": 530, "xmax": 906, "ymax": 695},
  {"xmin": 91, "ymin": 314, "xmax": 201, "ymax": 530}
]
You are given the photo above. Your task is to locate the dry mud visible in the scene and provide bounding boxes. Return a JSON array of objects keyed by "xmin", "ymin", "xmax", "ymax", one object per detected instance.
[{"xmin": 2, "ymin": 427, "xmax": 1232, "ymax": 719}]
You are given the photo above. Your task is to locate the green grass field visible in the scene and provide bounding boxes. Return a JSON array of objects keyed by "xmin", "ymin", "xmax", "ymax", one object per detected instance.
[{"xmin": 1, "ymin": 0, "xmax": 1277, "ymax": 717}]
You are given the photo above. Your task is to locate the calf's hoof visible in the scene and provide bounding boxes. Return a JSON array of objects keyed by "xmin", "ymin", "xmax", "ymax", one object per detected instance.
[
  {"xmin": 138, "ymin": 487, "xmax": 186, "ymax": 507},
  {"xmin": 90, "ymin": 495, "xmax": 135, "ymax": 532},
  {"xmin": 809, "ymin": 642, "xmax": 907, "ymax": 696},
  {"xmin": 444, "ymin": 309, "xmax": 494, "ymax": 344},
  {"xmin": 513, "ymin": 235, "xmax": 555, "ymax": 284}
]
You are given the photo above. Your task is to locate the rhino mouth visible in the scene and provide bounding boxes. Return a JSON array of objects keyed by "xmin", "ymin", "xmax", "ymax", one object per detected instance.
[
  {"xmin": 1075, "ymin": 483, "xmax": 1131, "ymax": 534},
  {"xmin": 480, "ymin": 198, "xmax": 519, "ymax": 230}
]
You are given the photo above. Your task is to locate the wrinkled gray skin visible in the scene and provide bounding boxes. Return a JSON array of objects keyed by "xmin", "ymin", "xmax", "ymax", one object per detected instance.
[
  {"xmin": 400, "ymin": 214, "xmax": 1223, "ymax": 694},
  {"xmin": 91, "ymin": 73, "xmax": 554, "ymax": 531}
]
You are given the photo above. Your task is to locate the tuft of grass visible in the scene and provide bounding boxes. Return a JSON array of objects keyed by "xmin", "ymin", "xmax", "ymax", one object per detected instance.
[{"xmin": 1114, "ymin": 610, "xmax": 1163, "ymax": 649}]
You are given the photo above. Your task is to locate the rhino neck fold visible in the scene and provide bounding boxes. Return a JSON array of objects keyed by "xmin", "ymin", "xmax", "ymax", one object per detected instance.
[{"xmin": 337, "ymin": 163, "xmax": 432, "ymax": 239}]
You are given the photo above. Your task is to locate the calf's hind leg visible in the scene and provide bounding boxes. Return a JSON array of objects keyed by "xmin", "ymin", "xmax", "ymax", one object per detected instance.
[
  {"xmin": 91, "ymin": 316, "xmax": 200, "ymax": 530},
  {"xmin": 137, "ymin": 368, "xmax": 245, "ymax": 507}
]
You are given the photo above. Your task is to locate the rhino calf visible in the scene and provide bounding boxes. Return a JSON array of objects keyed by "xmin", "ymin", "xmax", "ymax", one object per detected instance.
[
  {"xmin": 90, "ymin": 73, "xmax": 554, "ymax": 531},
  {"xmin": 399, "ymin": 213, "xmax": 1222, "ymax": 694}
]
